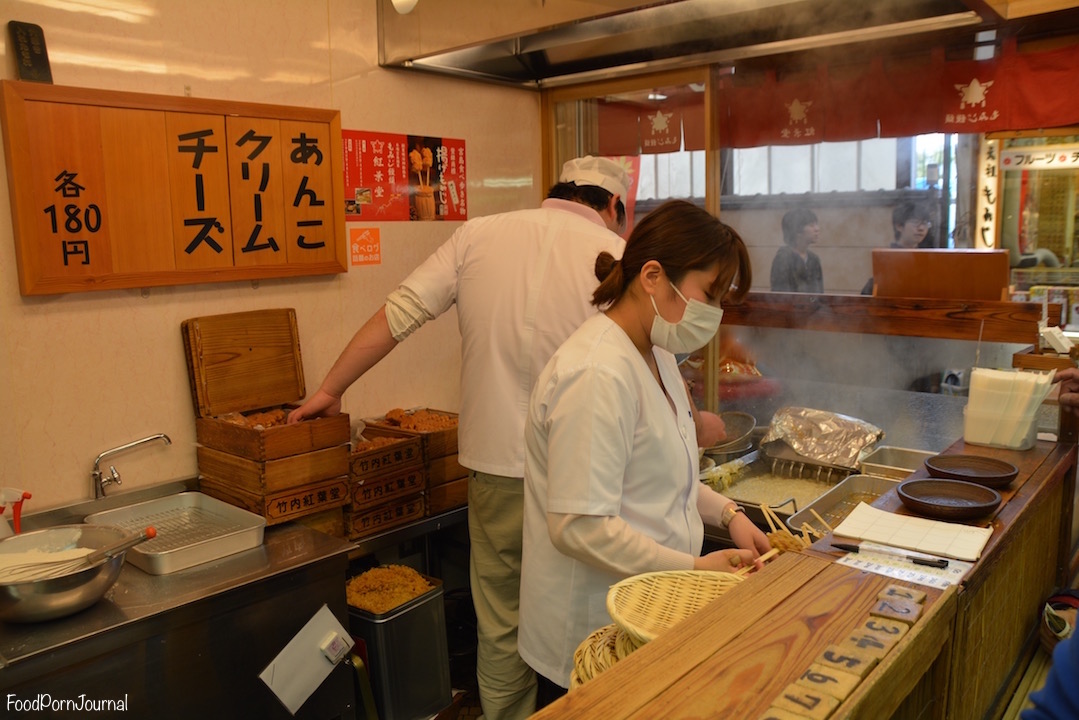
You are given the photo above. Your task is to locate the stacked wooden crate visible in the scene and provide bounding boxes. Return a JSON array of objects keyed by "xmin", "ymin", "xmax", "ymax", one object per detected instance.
[
  {"xmin": 366, "ymin": 409, "xmax": 467, "ymax": 516},
  {"xmin": 183, "ymin": 309, "xmax": 351, "ymax": 526},
  {"xmin": 346, "ymin": 427, "xmax": 426, "ymax": 539}
]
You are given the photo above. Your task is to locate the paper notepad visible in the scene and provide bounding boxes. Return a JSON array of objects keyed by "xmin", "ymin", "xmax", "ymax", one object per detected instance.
[{"xmin": 832, "ymin": 502, "xmax": 993, "ymax": 562}]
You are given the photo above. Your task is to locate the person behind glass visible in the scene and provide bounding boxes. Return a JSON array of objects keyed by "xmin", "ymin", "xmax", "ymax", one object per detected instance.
[
  {"xmin": 770, "ymin": 208, "xmax": 823, "ymax": 293},
  {"xmin": 287, "ymin": 156, "xmax": 631, "ymax": 720},
  {"xmin": 861, "ymin": 202, "xmax": 932, "ymax": 295},
  {"xmin": 518, "ymin": 200, "xmax": 772, "ymax": 706}
]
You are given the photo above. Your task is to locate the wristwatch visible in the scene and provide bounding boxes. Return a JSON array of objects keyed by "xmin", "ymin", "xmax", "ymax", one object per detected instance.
[{"xmin": 720, "ymin": 502, "xmax": 744, "ymax": 528}]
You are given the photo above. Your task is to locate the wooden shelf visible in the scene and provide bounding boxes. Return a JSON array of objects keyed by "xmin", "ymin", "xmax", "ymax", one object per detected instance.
[{"xmin": 722, "ymin": 292, "xmax": 1059, "ymax": 346}]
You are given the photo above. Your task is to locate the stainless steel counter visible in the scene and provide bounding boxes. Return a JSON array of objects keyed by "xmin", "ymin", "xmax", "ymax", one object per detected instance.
[
  {"xmin": 0, "ymin": 481, "xmax": 358, "ymax": 720},
  {"xmin": 0, "ymin": 521, "xmax": 353, "ymax": 668}
]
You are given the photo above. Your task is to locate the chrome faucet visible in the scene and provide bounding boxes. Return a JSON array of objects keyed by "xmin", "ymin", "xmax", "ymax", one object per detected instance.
[{"xmin": 92, "ymin": 434, "xmax": 172, "ymax": 499}]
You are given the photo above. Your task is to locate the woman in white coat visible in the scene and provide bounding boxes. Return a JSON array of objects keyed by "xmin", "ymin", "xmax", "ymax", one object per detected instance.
[{"xmin": 519, "ymin": 200, "xmax": 771, "ymax": 704}]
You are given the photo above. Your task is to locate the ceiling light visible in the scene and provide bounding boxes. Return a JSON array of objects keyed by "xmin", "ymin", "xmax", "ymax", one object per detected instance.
[{"xmin": 392, "ymin": 0, "xmax": 418, "ymax": 14}]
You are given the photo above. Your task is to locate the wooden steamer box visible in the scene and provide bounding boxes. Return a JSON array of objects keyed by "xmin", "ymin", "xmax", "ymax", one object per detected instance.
[
  {"xmin": 182, "ymin": 308, "xmax": 350, "ymax": 525},
  {"xmin": 365, "ymin": 409, "xmax": 467, "ymax": 515},
  {"xmin": 347, "ymin": 492, "xmax": 425, "ymax": 539},
  {"xmin": 347, "ymin": 427, "xmax": 426, "ymax": 540}
]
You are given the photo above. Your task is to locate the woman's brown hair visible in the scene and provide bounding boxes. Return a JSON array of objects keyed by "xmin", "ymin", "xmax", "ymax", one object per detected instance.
[{"xmin": 592, "ymin": 200, "xmax": 751, "ymax": 308}]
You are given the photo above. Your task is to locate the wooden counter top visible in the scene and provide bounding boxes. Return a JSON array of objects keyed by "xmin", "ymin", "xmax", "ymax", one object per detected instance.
[
  {"xmin": 533, "ymin": 553, "xmax": 955, "ymax": 719},
  {"xmin": 533, "ymin": 437, "xmax": 1077, "ymax": 720}
]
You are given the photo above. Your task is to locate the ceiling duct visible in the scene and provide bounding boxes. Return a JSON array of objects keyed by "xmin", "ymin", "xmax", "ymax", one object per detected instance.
[{"xmin": 377, "ymin": 0, "xmax": 1006, "ymax": 88}]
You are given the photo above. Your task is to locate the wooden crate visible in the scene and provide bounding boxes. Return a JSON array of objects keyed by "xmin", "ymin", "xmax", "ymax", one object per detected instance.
[
  {"xmin": 200, "ymin": 475, "xmax": 350, "ymax": 526},
  {"xmin": 182, "ymin": 309, "xmax": 352, "ymax": 519},
  {"xmin": 365, "ymin": 408, "xmax": 458, "ymax": 461},
  {"xmin": 347, "ymin": 493, "xmax": 425, "ymax": 540},
  {"xmin": 182, "ymin": 308, "xmax": 351, "ymax": 461},
  {"xmin": 351, "ymin": 465, "xmax": 427, "ymax": 510},
  {"xmin": 427, "ymin": 453, "xmax": 468, "ymax": 488},
  {"xmin": 197, "ymin": 444, "xmax": 349, "ymax": 494},
  {"xmin": 350, "ymin": 427, "xmax": 424, "ymax": 481},
  {"xmin": 195, "ymin": 411, "xmax": 349, "ymax": 462},
  {"xmin": 427, "ymin": 477, "xmax": 467, "ymax": 515}
]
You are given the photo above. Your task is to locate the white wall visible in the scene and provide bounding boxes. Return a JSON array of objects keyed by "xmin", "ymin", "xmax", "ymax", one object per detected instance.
[{"xmin": 0, "ymin": 0, "xmax": 542, "ymax": 508}]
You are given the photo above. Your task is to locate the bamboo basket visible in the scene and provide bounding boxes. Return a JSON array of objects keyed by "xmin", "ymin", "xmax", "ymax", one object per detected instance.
[
  {"xmin": 606, "ymin": 570, "xmax": 744, "ymax": 648},
  {"xmin": 571, "ymin": 623, "xmax": 631, "ymax": 688}
]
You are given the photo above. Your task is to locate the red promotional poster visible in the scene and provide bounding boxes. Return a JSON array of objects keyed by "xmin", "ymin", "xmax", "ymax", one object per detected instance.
[{"xmin": 341, "ymin": 129, "xmax": 467, "ymax": 222}]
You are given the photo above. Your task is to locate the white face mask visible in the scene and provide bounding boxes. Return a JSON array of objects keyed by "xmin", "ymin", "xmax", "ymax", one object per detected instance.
[{"xmin": 649, "ymin": 278, "xmax": 724, "ymax": 354}]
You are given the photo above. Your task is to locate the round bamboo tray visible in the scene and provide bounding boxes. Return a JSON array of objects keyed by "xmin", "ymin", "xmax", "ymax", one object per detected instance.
[
  {"xmin": 572, "ymin": 623, "xmax": 623, "ymax": 686},
  {"xmin": 606, "ymin": 570, "xmax": 743, "ymax": 647}
]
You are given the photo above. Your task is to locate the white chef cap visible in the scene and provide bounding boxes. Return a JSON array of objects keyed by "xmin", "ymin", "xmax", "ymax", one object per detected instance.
[{"xmin": 559, "ymin": 156, "xmax": 631, "ymax": 201}]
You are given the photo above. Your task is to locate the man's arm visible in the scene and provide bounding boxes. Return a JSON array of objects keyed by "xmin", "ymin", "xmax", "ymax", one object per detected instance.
[{"xmin": 287, "ymin": 306, "xmax": 399, "ymax": 423}]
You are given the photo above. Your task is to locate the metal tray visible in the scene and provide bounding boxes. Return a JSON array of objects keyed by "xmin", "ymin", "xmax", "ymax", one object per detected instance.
[
  {"xmin": 785, "ymin": 474, "xmax": 897, "ymax": 535},
  {"xmin": 859, "ymin": 446, "xmax": 936, "ymax": 480},
  {"xmin": 85, "ymin": 492, "xmax": 265, "ymax": 575}
]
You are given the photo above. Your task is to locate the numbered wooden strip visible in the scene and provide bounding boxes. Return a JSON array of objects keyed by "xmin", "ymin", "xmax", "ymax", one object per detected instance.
[
  {"xmin": 870, "ymin": 596, "xmax": 924, "ymax": 625},
  {"xmin": 757, "ymin": 707, "xmax": 814, "ymax": 720},
  {"xmin": 861, "ymin": 616, "xmax": 910, "ymax": 646},
  {"xmin": 795, "ymin": 663, "xmax": 863, "ymax": 702},
  {"xmin": 772, "ymin": 683, "xmax": 840, "ymax": 720},
  {"xmin": 815, "ymin": 643, "xmax": 879, "ymax": 678},
  {"xmin": 878, "ymin": 583, "xmax": 927, "ymax": 604},
  {"xmin": 843, "ymin": 628, "xmax": 898, "ymax": 657}
]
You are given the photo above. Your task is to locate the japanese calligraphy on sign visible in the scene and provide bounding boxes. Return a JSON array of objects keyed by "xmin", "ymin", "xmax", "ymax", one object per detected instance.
[
  {"xmin": 341, "ymin": 129, "xmax": 467, "ymax": 222},
  {"xmin": 975, "ymin": 138, "xmax": 1000, "ymax": 250},
  {"xmin": 1, "ymin": 80, "xmax": 346, "ymax": 295}
]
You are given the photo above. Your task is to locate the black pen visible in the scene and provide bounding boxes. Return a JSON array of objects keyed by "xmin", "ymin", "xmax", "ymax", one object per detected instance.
[{"xmin": 832, "ymin": 542, "xmax": 949, "ymax": 569}]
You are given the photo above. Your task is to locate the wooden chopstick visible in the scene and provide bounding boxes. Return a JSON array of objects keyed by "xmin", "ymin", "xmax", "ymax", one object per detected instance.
[
  {"xmin": 758, "ymin": 503, "xmax": 779, "ymax": 534},
  {"xmin": 809, "ymin": 508, "xmax": 833, "ymax": 534},
  {"xmin": 734, "ymin": 548, "xmax": 780, "ymax": 576},
  {"xmin": 763, "ymin": 504, "xmax": 796, "ymax": 537}
]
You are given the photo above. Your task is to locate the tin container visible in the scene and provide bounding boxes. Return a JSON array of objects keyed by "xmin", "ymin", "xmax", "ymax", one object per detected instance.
[
  {"xmin": 348, "ymin": 576, "xmax": 451, "ymax": 720},
  {"xmin": 859, "ymin": 446, "xmax": 936, "ymax": 480},
  {"xmin": 786, "ymin": 474, "xmax": 898, "ymax": 534}
]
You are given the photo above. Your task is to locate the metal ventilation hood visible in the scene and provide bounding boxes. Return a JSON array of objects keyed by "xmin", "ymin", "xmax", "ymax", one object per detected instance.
[{"xmin": 377, "ymin": 0, "xmax": 1023, "ymax": 88}]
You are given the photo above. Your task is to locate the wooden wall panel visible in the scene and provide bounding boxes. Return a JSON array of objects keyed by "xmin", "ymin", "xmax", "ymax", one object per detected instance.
[
  {"xmin": 280, "ymin": 119, "xmax": 339, "ymax": 266},
  {"xmin": 100, "ymin": 107, "xmax": 175, "ymax": 274},
  {"xmin": 166, "ymin": 112, "xmax": 234, "ymax": 271},
  {"xmin": 226, "ymin": 116, "xmax": 288, "ymax": 268},
  {"xmin": 0, "ymin": 80, "xmax": 346, "ymax": 295},
  {"xmin": 24, "ymin": 101, "xmax": 111, "ymax": 281}
]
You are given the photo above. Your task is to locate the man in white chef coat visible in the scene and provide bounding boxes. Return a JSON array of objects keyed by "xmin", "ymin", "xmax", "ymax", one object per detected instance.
[{"xmin": 289, "ymin": 156, "xmax": 630, "ymax": 720}]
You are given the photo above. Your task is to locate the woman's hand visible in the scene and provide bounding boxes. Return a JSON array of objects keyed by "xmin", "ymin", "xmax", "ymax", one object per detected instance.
[
  {"xmin": 697, "ymin": 410, "xmax": 727, "ymax": 448},
  {"xmin": 694, "ymin": 548, "xmax": 756, "ymax": 573},
  {"xmin": 728, "ymin": 511, "xmax": 773, "ymax": 556}
]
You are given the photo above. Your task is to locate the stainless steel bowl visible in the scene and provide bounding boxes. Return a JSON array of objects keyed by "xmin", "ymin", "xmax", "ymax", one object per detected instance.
[{"xmin": 0, "ymin": 524, "xmax": 130, "ymax": 623}]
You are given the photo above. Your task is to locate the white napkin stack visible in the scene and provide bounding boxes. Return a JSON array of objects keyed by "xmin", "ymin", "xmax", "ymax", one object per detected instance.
[{"xmin": 965, "ymin": 368, "xmax": 1055, "ymax": 448}]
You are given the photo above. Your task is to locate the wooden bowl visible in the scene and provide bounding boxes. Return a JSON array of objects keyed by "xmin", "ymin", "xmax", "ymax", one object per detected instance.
[
  {"xmin": 924, "ymin": 454, "xmax": 1018, "ymax": 489},
  {"xmin": 897, "ymin": 478, "xmax": 1002, "ymax": 521}
]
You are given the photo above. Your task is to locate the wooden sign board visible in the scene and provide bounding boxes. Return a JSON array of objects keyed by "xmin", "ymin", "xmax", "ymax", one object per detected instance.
[
  {"xmin": 0, "ymin": 80, "xmax": 346, "ymax": 295},
  {"xmin": 872, "ymin": 248, "xmax": 1011, "ymax": 301}
]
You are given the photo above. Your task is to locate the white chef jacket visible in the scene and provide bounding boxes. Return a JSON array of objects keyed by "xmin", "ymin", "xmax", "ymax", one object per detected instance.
[
  {"xmin": 518, "ymin": 313, "xmax": 703, "ymax": 687},
  {"xmin": 393, "ymin": 199, "xmax": 624, "ymax": 478}
]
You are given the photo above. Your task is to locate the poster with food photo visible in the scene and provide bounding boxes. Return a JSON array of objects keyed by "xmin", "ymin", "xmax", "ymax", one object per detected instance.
[{"xmin": 341, "ymin": 129, "xmax": 467, "ymax": 222}]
